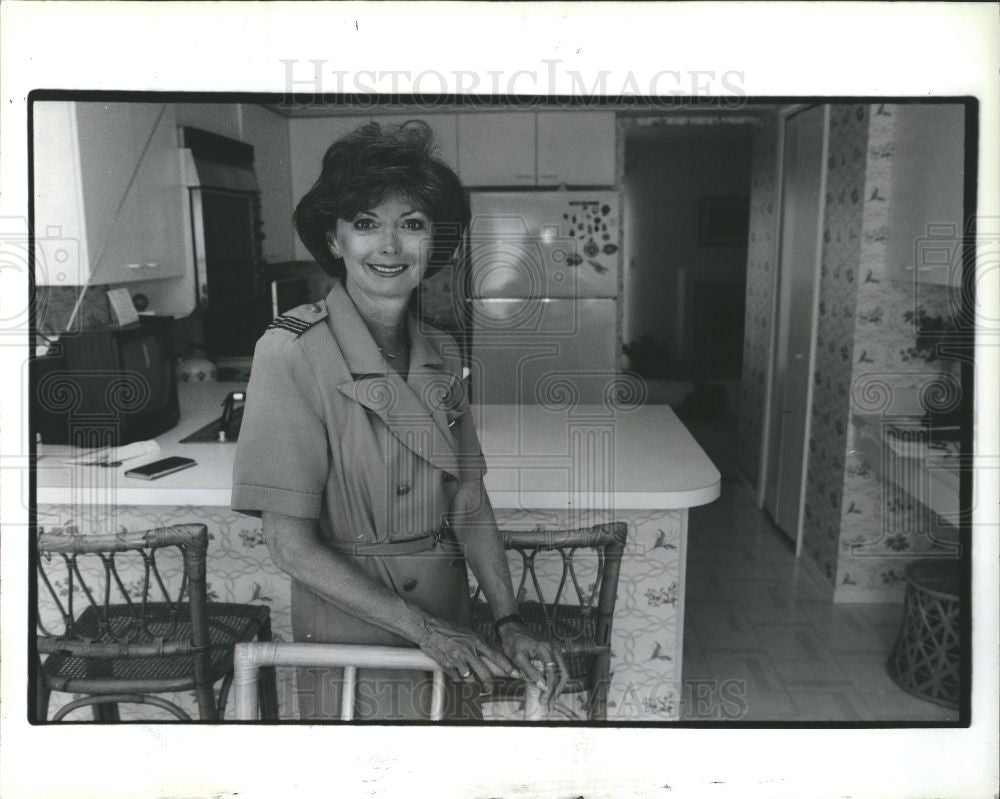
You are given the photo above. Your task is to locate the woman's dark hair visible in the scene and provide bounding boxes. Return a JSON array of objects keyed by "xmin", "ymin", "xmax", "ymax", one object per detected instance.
[{"xmin": 294, "ymin": 120, "xmax": 469, "ymax": 279}]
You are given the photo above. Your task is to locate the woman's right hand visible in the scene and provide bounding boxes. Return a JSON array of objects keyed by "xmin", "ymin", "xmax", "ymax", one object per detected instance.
[{"xmin": 415, "ymin": 614, "xmax": 518, "ymax": 691}]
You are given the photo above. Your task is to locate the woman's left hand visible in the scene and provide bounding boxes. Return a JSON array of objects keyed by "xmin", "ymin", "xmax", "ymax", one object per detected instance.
[{"xmin": 497, "ymin": 623, "xmax": 569, "ymax": 707}]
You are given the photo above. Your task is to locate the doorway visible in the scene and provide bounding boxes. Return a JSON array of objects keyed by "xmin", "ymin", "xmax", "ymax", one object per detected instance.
[{"xmin": 621, "ymin": 119, "xmax": 755, "ymax": 477}]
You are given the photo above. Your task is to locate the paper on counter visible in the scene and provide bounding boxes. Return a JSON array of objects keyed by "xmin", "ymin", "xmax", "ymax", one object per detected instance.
[{"xmin": 64, "ymin": 440, "xmax": 160, "ymax": 466}]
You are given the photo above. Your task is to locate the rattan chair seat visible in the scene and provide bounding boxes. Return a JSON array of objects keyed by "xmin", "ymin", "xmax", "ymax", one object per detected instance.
[
  {"xmin": 42, "ymin": 603, "xmax": 270, "ymax": 693},
  {"xmin": 35, "ymin": 525, "xmax": 278, "ymax": 721}
]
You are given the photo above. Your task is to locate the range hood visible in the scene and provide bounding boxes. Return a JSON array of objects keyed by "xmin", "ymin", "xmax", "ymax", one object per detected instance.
[{"xmin": 180, "ymin": 126, "xmax": 259, "ymax": 192}]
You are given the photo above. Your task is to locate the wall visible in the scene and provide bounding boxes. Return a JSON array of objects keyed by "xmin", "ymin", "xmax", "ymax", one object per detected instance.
[
  {"xmin": 737, "ymin": 113, "xmax": 780, "ymax": 485},
  {"xmin": 827, "ymin": 105, "xmax": 958, "ymax": 601},
  {"xmin": 798, "ymin": 105, "xmax": 872, "ymax": 587},
  {"xmin": 624, "ymin": 127, "xmax": 752, "ymax": 364},
  {"xmin": 759, "ymin": 104, "xmax": 960, "ymax": 601},
  {"xmin": 739, "ymin": 104, "xmax": 961, "ymax": 601}
]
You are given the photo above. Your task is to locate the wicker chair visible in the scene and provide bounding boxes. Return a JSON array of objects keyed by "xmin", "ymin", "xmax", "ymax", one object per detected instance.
[
  {"xmin": 470, "ymin": 522, "xmax": 627, "ymax": 720},
  {"xmin": 35, "ymin": 524, "xmax": 278, "ymax": 722}
]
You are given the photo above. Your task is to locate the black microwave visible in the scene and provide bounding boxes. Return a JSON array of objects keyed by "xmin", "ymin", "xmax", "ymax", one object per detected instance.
[{"xmin": 33, "ymin": 316, "xmax": 179, "ymax": 446}]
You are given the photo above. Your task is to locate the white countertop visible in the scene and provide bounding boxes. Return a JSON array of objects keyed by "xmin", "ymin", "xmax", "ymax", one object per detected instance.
[
  {"xmin": 852, "ymin": 414, "xmax": 960, "ymax": 521},
  {"xmin": 37, "ymin": 382, "xmax": 720, "ymax": 510}
]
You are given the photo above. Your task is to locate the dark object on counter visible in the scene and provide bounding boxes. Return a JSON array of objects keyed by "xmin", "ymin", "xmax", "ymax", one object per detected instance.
[
  {"xmin": 180, "ymin": 391, "xmax": 245, "ymax": 443},
  {"xmin": 32, "ymin": 316, "xmax": 179, "ymax": 446},
  {"xmin": 469, "ymin": 522, "xmax": 627, "ymax": 721},
  {"xmin": 887, "ymin": 558, "xmax": 961, "ymax": 709},
  {"xmin": 124, "ymin": 455, "xmax": 197, "ymax": 480},
  {"xmin": 35, "ymin": 523, "xmax": 278, "ymax": 722}
]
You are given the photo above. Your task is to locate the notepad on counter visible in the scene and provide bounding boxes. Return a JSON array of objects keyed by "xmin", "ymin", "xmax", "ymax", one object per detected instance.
[
  {"xmin": 64, "ymin": 440, "xmax": 160, "ymax": 466},
  {"xmin": 884, "ymin": 427, "xmax": 960, "ymax": 459}
]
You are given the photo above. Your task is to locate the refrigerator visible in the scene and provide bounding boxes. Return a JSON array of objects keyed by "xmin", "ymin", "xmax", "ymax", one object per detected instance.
[{"xmin": 467, "ymin": 191, "xmax": 620, "ymax": 405}]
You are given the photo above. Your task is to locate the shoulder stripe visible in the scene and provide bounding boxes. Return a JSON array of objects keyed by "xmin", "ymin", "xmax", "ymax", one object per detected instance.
[
  {"xmin": 266, "ymin": 317, "xmax": 317, "ymax": 336},
  {"xmin": 267, "ymin": 318, "xmax": 310, "ymax": 331}
]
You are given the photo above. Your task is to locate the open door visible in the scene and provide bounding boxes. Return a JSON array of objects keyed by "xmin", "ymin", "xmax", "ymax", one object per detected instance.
[{"xmin": 764, "ymin": 105, "xmax": 828, "ymax": 554}]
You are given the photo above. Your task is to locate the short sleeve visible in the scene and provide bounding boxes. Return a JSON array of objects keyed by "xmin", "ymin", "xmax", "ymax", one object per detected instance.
[{"xmin": 231, "ymin": 333, "xmax": 329, "ymax": 518}]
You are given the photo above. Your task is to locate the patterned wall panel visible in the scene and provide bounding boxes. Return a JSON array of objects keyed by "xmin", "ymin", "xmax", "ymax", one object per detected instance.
[
  {"xmin": 799, "ymin": 105, "xmax": 870, "ymax": 587},
  {"xmin": 834, "ymin": 104, "xmax": 959, "ymax": 601},
  {"xmin": 737, "ymin": 113, "xmax": 780, "ymax": 486}
]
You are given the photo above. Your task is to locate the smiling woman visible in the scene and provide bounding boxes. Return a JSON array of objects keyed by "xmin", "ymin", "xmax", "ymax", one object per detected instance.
[{"xmin": 232, "ymin": 121, "xmax": 567, "ymax": 720}]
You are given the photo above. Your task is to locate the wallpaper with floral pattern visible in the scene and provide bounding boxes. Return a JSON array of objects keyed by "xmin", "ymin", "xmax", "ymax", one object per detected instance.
[
  {"xmin": 739, "ymin": 104, "xmax": 960, "ymax": 602},
  {"xmin": 38, "ymin": 503, "xmax": 688, "ymax": 722},
  {"xmin": 832, "ymin": 104, "xmax": 959, "ymax": 601},
  {"xmin": 799, "ymin": 104, "xmax": 872, "ymax": 587},
  {"xmin": 737, "ymin": 113, "xmax": 780, "ymax": 485}
]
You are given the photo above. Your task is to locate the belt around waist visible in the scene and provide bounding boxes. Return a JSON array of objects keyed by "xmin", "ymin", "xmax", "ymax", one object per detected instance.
[{"xmin": 327, "ymin": 531, "xmax": 454, "ymax": 557}]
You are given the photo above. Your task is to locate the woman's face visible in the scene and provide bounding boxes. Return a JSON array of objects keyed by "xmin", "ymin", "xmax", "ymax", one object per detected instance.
[{"xmin": 327, "ymin": 193, "xmax": 432, "ymax": 304}]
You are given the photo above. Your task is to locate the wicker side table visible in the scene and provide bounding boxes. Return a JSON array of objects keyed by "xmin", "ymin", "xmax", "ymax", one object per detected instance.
[{"xmin": 887, "ymin": 559, "xmax": 961, "ymax": 709}]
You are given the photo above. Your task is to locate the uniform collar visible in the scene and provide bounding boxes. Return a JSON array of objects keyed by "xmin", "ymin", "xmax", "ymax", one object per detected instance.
[
  {"xmin": 324, "ymin": 279, "xmax": 444, "ymax": 376},
  {"xmin": 325, "ymin": 280, "xmax": 461, "ymax": 474}
]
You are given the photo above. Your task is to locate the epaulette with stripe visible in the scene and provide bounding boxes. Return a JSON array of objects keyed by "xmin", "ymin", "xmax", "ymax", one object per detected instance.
[{"xmin": 265, "ymin": 302, "xmax": 328, "ymax": 337}]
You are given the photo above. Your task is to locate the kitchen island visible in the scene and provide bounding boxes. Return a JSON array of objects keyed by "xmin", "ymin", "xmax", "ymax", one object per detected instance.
[{"xmin": 37, "ymin": 381, "xmax": 720, "ymax": 721}]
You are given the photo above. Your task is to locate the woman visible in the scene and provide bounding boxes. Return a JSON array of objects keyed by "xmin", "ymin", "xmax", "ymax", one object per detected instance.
[{"xmin": 232, "ymin": 120, "xmax": 566, "ymax": 720}]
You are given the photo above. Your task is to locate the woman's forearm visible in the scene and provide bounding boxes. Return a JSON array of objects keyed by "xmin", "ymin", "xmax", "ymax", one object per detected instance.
[
  {"xmin": 261, "ymin": 511, "xmax": 428, "ymax": 643},
  {"xmin": 448, "ymin": 480, "xmax": 519, "ymax": 620}
]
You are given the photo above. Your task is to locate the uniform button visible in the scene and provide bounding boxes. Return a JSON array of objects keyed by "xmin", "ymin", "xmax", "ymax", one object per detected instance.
[
  {"xmin": 396, "ymin": 484, "xmax": 411, "ymax": 495},
  {"xmin": 403, "ymin": 578, "xmax": 418, "ymax": 591},
  {"xmin": 310, "ymin": 304, "xmax": 321, "ymax": 313}
]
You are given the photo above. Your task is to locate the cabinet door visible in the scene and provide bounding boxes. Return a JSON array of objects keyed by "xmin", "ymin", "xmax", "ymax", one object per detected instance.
[
  {"xmin": 457, "ymin": 112, "xmax": 535, "ymax": 186},
  {"xmin": 886, "ymin": 104, "xmax": 965, "ymax": 288},
  {"xmin": 131, "ymin": 104, "xmax": 185, "ymax": 281},
  {"xmin": 33, "ymin": 102, "xmax": 88, "ymax": 285},
  {"xmin": 765, "ymin": 105, "xmax": 827, "ymax": 553},
  {"xmin": 75, "ymin": 102, "xmax": 145, "ymax": 283},
  {"xmin": 536, "ymin": 112, "xmax": 617, "ymax": 186},
  {"xmin": 85, "ymin": 104, "xmax": 184, "ymax": 285}
]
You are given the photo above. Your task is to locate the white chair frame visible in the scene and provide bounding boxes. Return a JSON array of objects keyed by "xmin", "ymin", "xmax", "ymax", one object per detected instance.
[{"xmin": 233, "ymin": 642, "xmax": 543, "ymax": 721}]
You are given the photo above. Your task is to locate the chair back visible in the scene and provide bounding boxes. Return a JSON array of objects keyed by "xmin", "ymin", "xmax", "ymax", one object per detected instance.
[
  {"xmin": 36, "ymin": 524, "xmax": 211, "ymax": 661},
  {"xmin": 471, "ymin": 522, "xmax": 627, "ymax": 654},
  {"xmin": 469, "ymin": 521, "xmax": 627, "ymax": 719},
  {"xmin": 231, "ymin": 642, "xmax": 543, "ymax": 721}
]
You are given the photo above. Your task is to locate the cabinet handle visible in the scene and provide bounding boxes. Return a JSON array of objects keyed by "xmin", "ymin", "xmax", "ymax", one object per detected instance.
[
  {"xmin": 126, "ymin": 263, "xmax": 143, "ymax": 270},
  {"xmin": 539, "ymin": 173, "xmax": 558, "ymax": 179},
  {"xmin": 143, "ymin": 262, "xmax": 160, "ymax": 269},
  {"xmin": 515, "ymin": 173, "xmax": 534, "ymax": 179}
]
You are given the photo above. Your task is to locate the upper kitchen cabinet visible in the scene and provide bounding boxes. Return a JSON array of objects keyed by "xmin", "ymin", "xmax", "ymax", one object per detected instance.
[
  {"xmin": 33, "ymin": 102, "xmax": 185, "ymax": 286},
  {"xmin": 457, "ymin": 112, "xmax": 536, "ymax": 186},
  {"xmin": 458, "ymin": 111, "xmax": 617, "ymax": 187},
  {"xmin": 886, "ymin": 104, "xmax": 966, "ymax": 288},
  {"xmin": 536, "ymin": 111, "xmax": 617, "ymax": 186}
]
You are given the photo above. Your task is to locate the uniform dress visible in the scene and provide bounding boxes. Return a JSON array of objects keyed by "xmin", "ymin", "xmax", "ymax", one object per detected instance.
[{"xmin": 232, "ymin": 279, "xmax": 489, "ymax": 720}]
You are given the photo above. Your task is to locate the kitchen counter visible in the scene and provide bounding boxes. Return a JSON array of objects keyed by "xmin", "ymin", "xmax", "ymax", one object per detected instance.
[
  {"xmin": 37, "ymin": 380, "xmax": 720, "ymax": 721},
  {"xmin": 37, "ymin": 382, "xmax": 721, "ymax": 511},
  {"xmin": 852, "ymin": 413, "xmax": 961, "ymax": 521}
]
